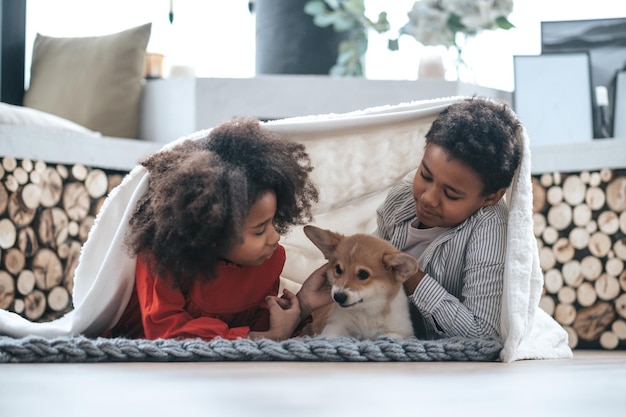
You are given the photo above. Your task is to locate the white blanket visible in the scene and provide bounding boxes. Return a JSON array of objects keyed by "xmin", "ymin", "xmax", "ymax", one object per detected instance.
[{"xmin": 0, "ymin": 97, "xmax": 573, "ymax": 362}]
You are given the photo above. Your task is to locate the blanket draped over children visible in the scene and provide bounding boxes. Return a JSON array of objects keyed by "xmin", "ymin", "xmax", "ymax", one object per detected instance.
[{"xmin": 0, "ymin": 97, "xmax": 573, "ymax": 362}]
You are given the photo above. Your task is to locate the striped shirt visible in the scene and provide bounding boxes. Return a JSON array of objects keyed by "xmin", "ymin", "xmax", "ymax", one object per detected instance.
[{"xmin": 374, "ymin": 182, "xmax": 507, "ymax": 340}]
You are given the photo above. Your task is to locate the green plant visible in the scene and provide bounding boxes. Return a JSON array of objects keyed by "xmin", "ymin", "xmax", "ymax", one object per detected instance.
[{"xmin": 304, "ymin": 0, "xmax": 390, "ymax": 76}]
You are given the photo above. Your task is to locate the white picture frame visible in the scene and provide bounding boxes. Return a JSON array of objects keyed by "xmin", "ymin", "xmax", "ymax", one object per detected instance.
[{"xmin": 514, "ymin": 53, "xmax": 594, "ymax": 146}]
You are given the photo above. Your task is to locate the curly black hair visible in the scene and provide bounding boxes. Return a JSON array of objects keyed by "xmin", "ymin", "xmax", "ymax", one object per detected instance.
[
  {"xmin": 124, "ymin": 117, "xmax": 319, "ymax": 288},
  {"xmin": 425, "ymin": 96, "xmax": 523, "ymax": 195}
]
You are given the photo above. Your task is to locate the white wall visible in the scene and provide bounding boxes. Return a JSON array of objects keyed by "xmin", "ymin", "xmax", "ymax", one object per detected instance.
[
  {"xmin": 363, "ymin": 0, "xmax": 626, "ymax": 91},
  {"xmin": 24, "ymin": 0, "xmax": 626, "ymax": 92},
  {"xmin": 24, "ymin": 0, "xmax": 256, "ymax": 84}
]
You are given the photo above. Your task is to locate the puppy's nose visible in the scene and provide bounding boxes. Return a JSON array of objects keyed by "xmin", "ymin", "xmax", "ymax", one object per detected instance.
[{"xmin": 333, "ymin": 292, "xmax": 347, "ymax": 305}]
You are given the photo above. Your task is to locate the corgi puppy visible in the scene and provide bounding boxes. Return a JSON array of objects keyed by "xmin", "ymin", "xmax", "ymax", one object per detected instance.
[{"xmin": 302, "ymin": 225, "xmax": 418, "ymax": 340}]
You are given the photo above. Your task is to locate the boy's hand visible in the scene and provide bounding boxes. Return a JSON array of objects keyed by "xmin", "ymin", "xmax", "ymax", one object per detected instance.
[
  {"xmin": 403, "ymin": 269, "xmax": 426, "ymax": 294},
  {"xmin": 296, "ymin": 263, "xmax": 333, "ymax": 319}
]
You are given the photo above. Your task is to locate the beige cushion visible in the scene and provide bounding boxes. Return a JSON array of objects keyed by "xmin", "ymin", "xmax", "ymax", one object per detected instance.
[{"xmin": 23, "ymin": 23, "xmax": 151, "ymax": 139}]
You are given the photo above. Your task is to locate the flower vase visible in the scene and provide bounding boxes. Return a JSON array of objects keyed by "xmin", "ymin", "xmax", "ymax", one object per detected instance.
[
  {"xmin": 450, "ymin": 35, "xmax": 476, "ymax": 84},
  {"xmin": 418, "ymin": 44, "xmax": 476, "ymax": 83},
  {"xmin": 417, "ymin": 46, "xmax": 447, "ymax": 79}
]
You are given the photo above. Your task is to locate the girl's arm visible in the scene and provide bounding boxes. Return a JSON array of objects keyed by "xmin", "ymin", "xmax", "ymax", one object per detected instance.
[
  {"xmin": 249, "ymin": 289, "xmax": 301, "ymax": 340},
  {"xmin": 135, "ymin": 255, "xmax": 274, "ymax": 341},
  {"xmin": 136, "ymin": 270, "xmax": 251, "ymax": 341},
  {"xmin": 296, "ymin": 263, "xmax": 332, "ymax": 320}
]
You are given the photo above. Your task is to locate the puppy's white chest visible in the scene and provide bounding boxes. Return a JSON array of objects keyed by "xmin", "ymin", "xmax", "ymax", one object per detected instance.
[{"xmin": 322, "ymin": 292, "xmax": 413, "ymax": 339}]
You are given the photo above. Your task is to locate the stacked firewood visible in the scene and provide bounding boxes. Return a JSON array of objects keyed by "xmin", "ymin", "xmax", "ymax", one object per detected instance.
[
  {"xmin": 1, "ymin": 154, "xmax": 625, "ymax": 350},
  {"xmin": 0, "ymin": 156, "xmax": 124, "ymax": 322},
  {"xmin": 533, "ymin": 168, "xmax": 626, "ymax": 350}
]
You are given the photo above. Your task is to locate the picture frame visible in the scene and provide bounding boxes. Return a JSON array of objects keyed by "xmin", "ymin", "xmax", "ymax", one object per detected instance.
[
  {"xmin": 613, "ymin": 71, "xmax": 626, "ymax": 138},
  {"xmin": 513, "ymin": 52, "xmax": 594, "ymax": 146},
  {"xmin": 541, "ymin": 18, "xmax": 626, "ymax": 138}
]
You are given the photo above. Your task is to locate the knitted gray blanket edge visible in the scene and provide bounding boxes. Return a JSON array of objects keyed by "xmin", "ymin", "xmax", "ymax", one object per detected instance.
[{"xmin": 0, "ymin": 335, "xmax": 503, "ymax": 363}]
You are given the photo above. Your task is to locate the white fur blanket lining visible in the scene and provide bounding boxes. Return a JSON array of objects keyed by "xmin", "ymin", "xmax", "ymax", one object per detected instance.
[{"xmin": 0, "ymin": 97, "xmax": 572, "ymax": 363}]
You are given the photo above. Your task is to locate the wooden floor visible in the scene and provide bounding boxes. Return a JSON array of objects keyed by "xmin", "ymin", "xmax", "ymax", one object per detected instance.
[{"xmin": 1, "ymin": 350, "xmax": 624, "ymax": 417}]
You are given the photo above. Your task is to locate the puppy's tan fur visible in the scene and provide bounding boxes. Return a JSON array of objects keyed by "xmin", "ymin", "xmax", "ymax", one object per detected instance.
[{"xmin": 302, "ymin": 225, "xmax": 418, "ymax": 339}]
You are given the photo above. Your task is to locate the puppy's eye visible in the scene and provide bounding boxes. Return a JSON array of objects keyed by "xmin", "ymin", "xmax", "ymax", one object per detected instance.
[
  {"xmin": 335, "ymin": 264, "xmax": 343, "ymax": 275},
  {"xmin": 356, "ymin": 269, "xmax": 369, "ymax": 280}
]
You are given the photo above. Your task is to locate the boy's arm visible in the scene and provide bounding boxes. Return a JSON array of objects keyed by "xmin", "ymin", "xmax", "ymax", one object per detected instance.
[
  {"xmin": 408, "ymin": 218, "xmax": 506, "ymax": 338},
  {"xmin": 403, "ymin": 269, "xmax": 425, "ymax": 294}
]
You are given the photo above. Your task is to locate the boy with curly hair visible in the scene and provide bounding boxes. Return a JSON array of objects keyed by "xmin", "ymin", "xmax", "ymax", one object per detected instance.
[{"xmin": 374, "ymin": 96, "xmax": 523, "ymax": 340}]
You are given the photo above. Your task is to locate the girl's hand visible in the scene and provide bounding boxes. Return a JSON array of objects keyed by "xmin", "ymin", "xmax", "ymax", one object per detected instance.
[
  {"xmin": 296, "ymin": 263, "xmax": 333, "ymax": 320},
  {"xmin": 249, "ymin": 289, "xmax": 301, "ymax": 341}
]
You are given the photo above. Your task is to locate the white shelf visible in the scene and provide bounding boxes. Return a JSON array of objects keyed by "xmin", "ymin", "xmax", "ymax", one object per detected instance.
[
  {"xmin": 530, "ymin": 138, "xmax": 626, "ymax": 174},
  {"xmin": 0, "ymin": 125, "xmax": 162, "ymax": 171},
  {"xmin": 139, "ymin": 76, "xmax": 512, "ymax": 144}
]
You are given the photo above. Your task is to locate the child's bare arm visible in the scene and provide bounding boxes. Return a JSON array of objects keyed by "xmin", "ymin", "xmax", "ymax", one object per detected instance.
[
  {"xmin": 249, "ymin": 289, "xmax": 301, "ymax": 341},
  {"xmin": 296, "ymin": 263, "xmax": 332, "ymax": 320}
]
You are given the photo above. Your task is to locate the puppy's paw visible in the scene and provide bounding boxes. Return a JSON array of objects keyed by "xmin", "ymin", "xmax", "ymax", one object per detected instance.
[
  {"xmin": 320, "ymin": 326, "xmax": 349, "ymax": 339},
  {"xmin": 382, "ymin": 332, "xmax": 411, "ymax": 340}
]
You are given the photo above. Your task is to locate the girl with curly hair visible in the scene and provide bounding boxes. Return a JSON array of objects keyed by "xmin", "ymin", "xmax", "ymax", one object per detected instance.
[{"xmin": 104, "ymin": 117, "xmax": 325, "ymax": 341}]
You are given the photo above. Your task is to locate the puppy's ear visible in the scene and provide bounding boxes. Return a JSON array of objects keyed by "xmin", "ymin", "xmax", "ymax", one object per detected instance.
[
  {"xmin": 303, "ymin": 225, "xmax": 343, "ymax": 259},
  {"xmin": 383, "ymin": 252, "xmax": 419, "ymax": 283}
]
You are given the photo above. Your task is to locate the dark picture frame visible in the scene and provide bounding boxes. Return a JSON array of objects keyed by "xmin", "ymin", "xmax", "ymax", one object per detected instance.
[{"xmin": 541, "ymin": 18, "xmax": 626, "ymax": 138}]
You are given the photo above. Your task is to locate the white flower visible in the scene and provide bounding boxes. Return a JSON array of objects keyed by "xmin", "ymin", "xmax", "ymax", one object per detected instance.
[
  {"xmin": 403, "ymin": 0, "xmax": 454, "ymax": 46},
  {"xmin": 400, "ymin": 0, "xmax": 514, "ymax": 48},
  {"xmin": 446, "ymin": 0, "xmax": 514, "ymax": 31}
]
